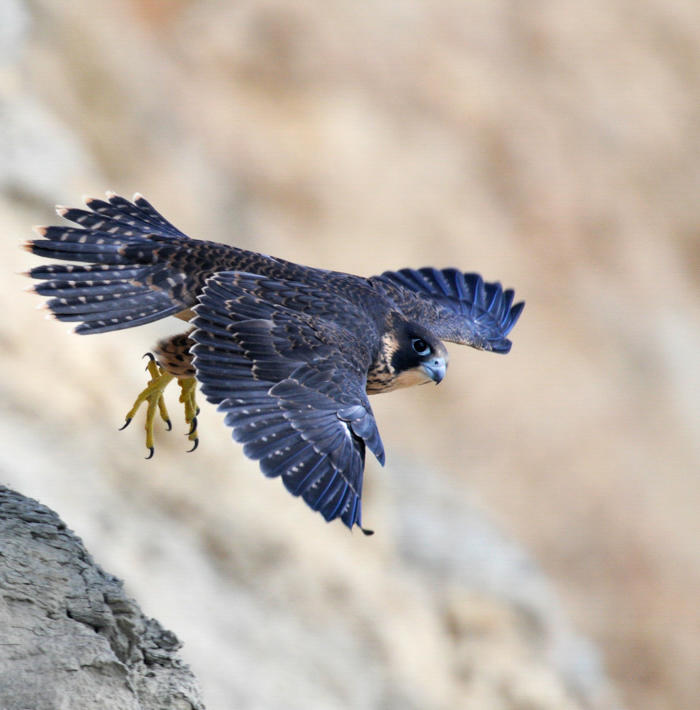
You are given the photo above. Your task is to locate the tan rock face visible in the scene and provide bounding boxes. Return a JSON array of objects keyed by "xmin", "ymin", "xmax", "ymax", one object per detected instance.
[{"xmin": 3, "ymin": 1, "xmax": 699, "ymax": 708}]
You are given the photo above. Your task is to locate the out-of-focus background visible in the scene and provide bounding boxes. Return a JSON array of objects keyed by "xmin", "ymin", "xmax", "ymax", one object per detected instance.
[{"xmin": 2, "ymin": 1, "xmax": 699, "ymax": 708}]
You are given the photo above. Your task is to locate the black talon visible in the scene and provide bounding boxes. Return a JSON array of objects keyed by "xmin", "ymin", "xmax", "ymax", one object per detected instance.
[
  {"xmin": 360, "ymin": 526, "xmax": 374, "ymax": 536},
  {"xmin": 165, "ymin": 419, "xmax": 172, "ymax": 431},
  {"xmin": 195, "ymin": 406, "xmax": 201, "ymax": 416},
  {"xmin": 187, "ymin": 438, "xmax": 199, "ymax": 453},
  {"xmin": 188, "ymin": 417, "xmax": 198, "ymax": 436},
  {"xmin": 119, "ymin": 418, "xmax": 132, "ymax": 431},
  {"xmin": 143, "ymin": 352, "xmax": 156, "ymax": 369},
  {"xmin": 145, "ymin": 447, "xmax": 155, "ymax": 460}
]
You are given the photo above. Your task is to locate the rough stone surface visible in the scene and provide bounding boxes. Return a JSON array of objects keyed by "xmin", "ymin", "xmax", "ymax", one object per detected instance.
[{"xmin": 0, "ymin": 486, "xmax": 203, "ymax": 710}]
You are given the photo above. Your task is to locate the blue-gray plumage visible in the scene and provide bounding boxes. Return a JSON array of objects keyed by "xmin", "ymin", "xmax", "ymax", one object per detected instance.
[{"xmin": 25, "ymin": 192, "xmax": 524, "ymax": 533}]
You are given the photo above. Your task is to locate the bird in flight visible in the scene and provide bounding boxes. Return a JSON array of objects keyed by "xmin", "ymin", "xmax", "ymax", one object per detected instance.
[{"xmin": 25, "ymin": 192, "xmax": 524, "ymax": 534}]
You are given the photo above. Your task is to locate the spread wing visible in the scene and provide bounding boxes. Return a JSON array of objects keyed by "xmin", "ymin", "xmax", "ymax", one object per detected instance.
[
  {"xmin": 190, "ymin": 272, "xmax": 385, "ymax": 533},
  {"xmin": 369, "ymin": 267, "xmax": 524, "ymax": 353}
]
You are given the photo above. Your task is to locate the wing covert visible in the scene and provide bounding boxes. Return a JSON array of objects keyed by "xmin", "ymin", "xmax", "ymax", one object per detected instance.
[{"xmin": 191, "ymin": 272, "xmax": 385, "ymax": 532}]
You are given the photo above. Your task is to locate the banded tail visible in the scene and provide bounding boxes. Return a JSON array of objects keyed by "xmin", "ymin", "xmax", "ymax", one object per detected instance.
[{"xmin": 25, "ymin": 192, "xmax": 223, "ymax": 334}]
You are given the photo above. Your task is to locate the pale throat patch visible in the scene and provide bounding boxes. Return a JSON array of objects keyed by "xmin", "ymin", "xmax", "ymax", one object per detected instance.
[{"xmin": 390, "ymin": 365, "xmax": 434, "ymax": 391}]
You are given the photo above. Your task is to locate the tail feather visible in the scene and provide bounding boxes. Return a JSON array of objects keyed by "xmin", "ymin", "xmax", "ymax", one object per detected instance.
[
  {"xmin": 82, "ymin": 194, "xmax": 187, "ymax": 238},
  {"xmin": 29, "ymin": 263, "xmax": 145, "ymax": 281},
  {"xmin": 55, "ymin": 208, "xmax": 153, "ymax": 237},
  {"xmin": 25, "ymin": 193, "xmax": 194, "ymax": 334},
  {"xmin": 27, "ymin": 237, "xmax": 129, "ymax": 264},
  {"xmin": 38, "ymin": 225, "xmax": 129, "ymax": 241},
  {"xmin": 132, "ymin": 193, "xmax": 185, "ymax": 234},
  {"xmin": 73, "ymin": 302, "xmax": 180, "ymax": 334},
  {"xmin": 52, "ymin": 297, "xmax": 175, "ymax": 323},
  {"xmin": 47, "ymin": 290, "xmax": 169, "ymax": 316},
  {"xmin": 34, "ymin": 281, "xmax": 145, "ymax": 300}
]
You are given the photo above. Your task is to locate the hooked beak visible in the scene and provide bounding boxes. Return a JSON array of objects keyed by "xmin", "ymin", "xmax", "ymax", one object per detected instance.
[{"xmin": 422, "ymin": 357, "xmax": 447, "ymax": 385}]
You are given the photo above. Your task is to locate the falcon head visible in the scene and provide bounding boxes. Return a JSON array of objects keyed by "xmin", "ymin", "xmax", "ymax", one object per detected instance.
[{"xmin": 367, "ymin": 315, "xmax": 448, "ymax": 394}]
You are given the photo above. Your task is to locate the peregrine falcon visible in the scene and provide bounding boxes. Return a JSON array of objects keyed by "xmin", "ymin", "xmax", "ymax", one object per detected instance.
[{"xmin": 25, "ymin": 192, "xmax": 524, "ymax": 533}]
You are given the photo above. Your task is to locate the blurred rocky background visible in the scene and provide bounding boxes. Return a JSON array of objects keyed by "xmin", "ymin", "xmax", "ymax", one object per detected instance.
[{"xmin": 2, "ymin": 0, "xmax": 699, "ymax": 708}]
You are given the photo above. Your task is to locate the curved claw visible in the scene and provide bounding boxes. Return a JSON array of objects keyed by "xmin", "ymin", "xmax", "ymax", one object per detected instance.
[
  {"xmin": 122, "ymin": 367, "xmax": 199, "ymax": 455},
  {"xmin": 119, "ymin": 418, "xmax": 132, "ymax": 431},
  {"xmin": 187, "ymin": 438, "xmax": 199, "ymax": 453},
  {"xmin": 360, "ymin": 526, "xmax": 375, "ymax": 536}
]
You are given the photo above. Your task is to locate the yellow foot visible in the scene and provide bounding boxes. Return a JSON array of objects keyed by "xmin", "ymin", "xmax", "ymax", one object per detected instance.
[
  {"xmin": 119, "ymin": 353, "xmax": 175, "ymax": 458},
  {"xmin": 119, "ymin": 353, "xmax": 200, "ymax": 458}
]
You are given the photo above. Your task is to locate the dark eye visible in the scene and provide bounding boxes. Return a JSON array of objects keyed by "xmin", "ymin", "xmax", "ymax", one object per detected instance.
[{"xmin": 411, "ymin": 338, "xmax": 431, "ymax": 356}]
